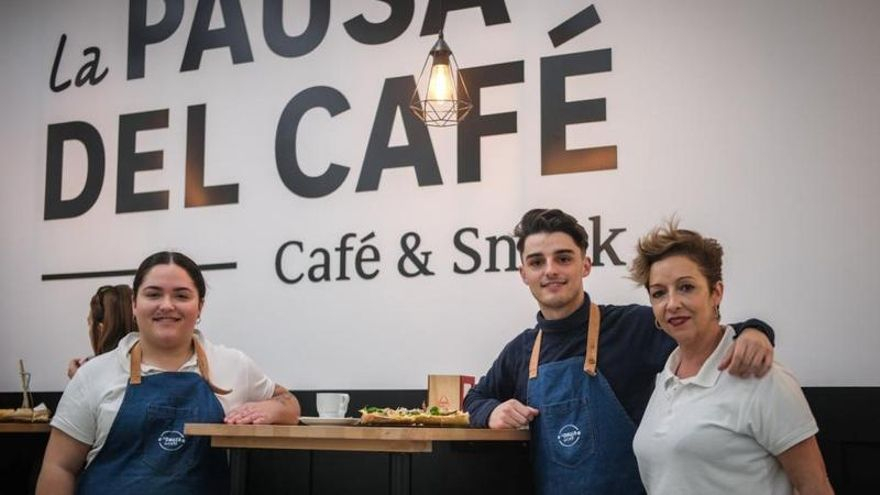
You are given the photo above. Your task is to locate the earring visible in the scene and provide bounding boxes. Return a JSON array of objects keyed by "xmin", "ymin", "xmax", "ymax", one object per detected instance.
[
  {"xmin": 654, "ymin": 319, "xmax": 663, "ymax": 330},
  {"xmin": 714, "ymin": 305, "xmax": 721, "ymax": 321}
]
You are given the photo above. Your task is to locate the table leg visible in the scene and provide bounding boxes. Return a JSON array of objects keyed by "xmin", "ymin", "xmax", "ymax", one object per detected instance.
[
  {"xmin": 230, "ymin": 448, "xmax": 248, "ymax": 495},
  {"xmin": 389, "ymin": 452, "xmax": 411, "ymax": 495}
]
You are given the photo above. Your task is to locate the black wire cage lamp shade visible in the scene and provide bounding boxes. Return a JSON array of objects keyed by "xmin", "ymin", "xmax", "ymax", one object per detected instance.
[{"xmin": 410, "ymin": 31, "xmax": 473, "ymax": 127}]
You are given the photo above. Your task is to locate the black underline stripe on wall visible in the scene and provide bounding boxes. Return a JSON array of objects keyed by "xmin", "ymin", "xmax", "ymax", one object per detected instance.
[
  {"xmin": 41, "ymin": 262, "xmax": 237, "ymax": 281},
  {"xmin": 548, "ymin": 4, "xmax": 601, "ymax": 48}
]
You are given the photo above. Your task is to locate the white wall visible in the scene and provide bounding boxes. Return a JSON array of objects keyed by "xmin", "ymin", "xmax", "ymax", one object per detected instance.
[{"xmin": 1, "ymin": 0, "xmax": 878, "ymax": 392}]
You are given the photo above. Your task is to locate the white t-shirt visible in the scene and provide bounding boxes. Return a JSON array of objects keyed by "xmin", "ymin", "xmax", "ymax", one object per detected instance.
[
  {"xmin": 632, "ymin": 325, "xmax": 818, "ymax": 495},
  {"xmin": 52, "ymin": 331, "xmax": 276, "ymax": 466}
]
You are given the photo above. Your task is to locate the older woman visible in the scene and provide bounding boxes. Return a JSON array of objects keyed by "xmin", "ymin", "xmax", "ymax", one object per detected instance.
[
  {"xmin": 38, "ymin": 251, "xmax": 301, "ymax": 495},
  {"xmin": 630, "ymin": 222, "xmax": 833, "ymax": 495}
]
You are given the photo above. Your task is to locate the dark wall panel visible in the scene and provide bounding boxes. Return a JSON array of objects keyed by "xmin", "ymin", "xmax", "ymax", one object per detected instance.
[{"xmin": 2, "ymin": 388, "xmax": 877, "ymax": 495}]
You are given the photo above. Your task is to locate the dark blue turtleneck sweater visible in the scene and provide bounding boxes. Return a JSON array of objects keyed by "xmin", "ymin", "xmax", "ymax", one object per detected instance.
[{"xmin": 464, "ymin": 293, "xmax": 773, "ymax": 427}]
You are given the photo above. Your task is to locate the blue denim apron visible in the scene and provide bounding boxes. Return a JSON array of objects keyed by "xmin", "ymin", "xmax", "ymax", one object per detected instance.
[
  {"xmin": 527, "ymin": 303, "xmax": 645, "ymax": 495},
  {"xmin": 77, "ymin": 339, "xmax": 230, "ymax": 495}
]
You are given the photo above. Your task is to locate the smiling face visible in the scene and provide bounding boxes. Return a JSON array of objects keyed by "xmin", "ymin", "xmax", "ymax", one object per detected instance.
[
  {"xmin": 519, "ymin": 231, "xmax": 591, "ymax": 320},
  {"xmin": 132, "ymin": 263, "xmax": 202, "ymax": 351},
  {"xmin": 648, "ymin": 255, "xmax": 723, "ymax": 346}
]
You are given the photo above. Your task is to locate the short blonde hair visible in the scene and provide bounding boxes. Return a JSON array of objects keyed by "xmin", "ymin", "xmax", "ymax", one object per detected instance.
[{"xmin": 629, "ymin": 220, "xmax": 724, "ymax": 289}]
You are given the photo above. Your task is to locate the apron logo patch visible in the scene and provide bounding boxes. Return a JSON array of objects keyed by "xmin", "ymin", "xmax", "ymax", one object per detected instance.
[
  {"xmin": 157, "ymin": 430, "xmax": 186, "ymax": 452},
  {"xmin": 557, "ymin": 424, "xmax": 581, "ymax": 447}
]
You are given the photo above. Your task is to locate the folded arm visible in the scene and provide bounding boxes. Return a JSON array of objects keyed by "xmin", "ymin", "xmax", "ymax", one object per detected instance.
[
  {"xmin": 224, "ymin": 384, "xmax": 301, "ymax": 425},
  {"xmin": 487, "ymin": 399, "xmax": 539, "ymax": 429},
  {"xmin": 465, "ymin": 337, "xmax": 529, "ymax": 428}
]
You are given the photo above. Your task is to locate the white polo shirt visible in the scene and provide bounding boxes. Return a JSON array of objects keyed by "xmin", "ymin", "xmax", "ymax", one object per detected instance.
[
  {"xmin": 52, "ymin": 331, "xmax": 276, "ymax": 466},
  {"xmin": 632, "ymin": 325, "xmax": 818, "ymax": 495}
]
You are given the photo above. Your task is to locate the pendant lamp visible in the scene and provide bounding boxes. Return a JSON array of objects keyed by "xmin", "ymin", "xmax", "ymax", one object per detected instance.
[{"xmin": 410, "ymin": 31, "xmax": 472, "ymax": 127}]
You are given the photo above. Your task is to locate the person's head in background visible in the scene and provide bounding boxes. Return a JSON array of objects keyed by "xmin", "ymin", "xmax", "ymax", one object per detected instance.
[{"xmin": 88, "ymin": 284, "xmax": 137, "ymax": 355}]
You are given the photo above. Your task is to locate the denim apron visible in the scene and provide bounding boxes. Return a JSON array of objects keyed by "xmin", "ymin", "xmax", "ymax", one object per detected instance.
[
  {"xmin": 77, "ymin": 338, "xmax": 230, "ymax": 495},
  {"xmin": 527, "ymin": 303, "xmax": 645, "ymax": 495}
]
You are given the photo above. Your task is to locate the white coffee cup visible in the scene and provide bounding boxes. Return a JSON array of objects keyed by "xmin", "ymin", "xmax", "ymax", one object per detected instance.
[{"xmin": 316, "ymin": 393, "xmax": 350, "ymax": 418}]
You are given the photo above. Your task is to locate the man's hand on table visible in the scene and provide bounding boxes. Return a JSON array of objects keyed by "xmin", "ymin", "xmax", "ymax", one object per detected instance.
[{"xmin": 488, "ymin": 399, "xmax": 539, "ymax": 429}]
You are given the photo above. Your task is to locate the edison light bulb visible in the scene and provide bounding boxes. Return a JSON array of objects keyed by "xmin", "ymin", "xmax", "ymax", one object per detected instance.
[{"xmin": 427, "ymin": 61, "xmax": 454, "ymax": 101}]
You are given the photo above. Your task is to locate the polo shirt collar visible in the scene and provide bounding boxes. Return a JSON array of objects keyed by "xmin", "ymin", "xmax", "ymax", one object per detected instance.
[
  {"xmin": 660, "ymin": 325, "xmax": 734, "ymax": 389},
  {"xmin": 116, "ymin": 330, "xmax": 203, "ymax": 373}
]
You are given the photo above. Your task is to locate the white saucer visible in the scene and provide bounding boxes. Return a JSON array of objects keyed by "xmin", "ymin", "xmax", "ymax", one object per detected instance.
[{"xmin": 299, "ymin": 416, "xmax": 360, "ymax": 426}]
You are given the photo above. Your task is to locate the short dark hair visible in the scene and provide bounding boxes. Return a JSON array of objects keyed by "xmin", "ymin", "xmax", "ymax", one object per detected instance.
[
  {"xmin": 629, "ymin": 220, "xmax": 723, "ymax": 289},
  {"xmin": 133, "ymin": 251, "xmax": 206, "ymax": 300},
  {"xmin": 514, "ymin": 208, "xmax": 588, "ymax": 255}
]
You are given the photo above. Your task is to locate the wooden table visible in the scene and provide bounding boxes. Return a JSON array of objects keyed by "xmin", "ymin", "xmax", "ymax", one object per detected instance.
[
  {"xmin": 0, "ymin": 423, "xmax": 51, "ymax": 433},
  {"xmin": 186, "ymin": 423, "xmax": 529, "ymax": 495}
]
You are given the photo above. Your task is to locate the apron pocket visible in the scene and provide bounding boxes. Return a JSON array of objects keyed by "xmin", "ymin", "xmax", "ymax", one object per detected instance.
[
  {"xmin": 541, "ymin": 398, "xmax": 596, "ymax": 469},
  {"xmin": 141, "ymin": 403, "xmax": 201, "ymax": 475}
]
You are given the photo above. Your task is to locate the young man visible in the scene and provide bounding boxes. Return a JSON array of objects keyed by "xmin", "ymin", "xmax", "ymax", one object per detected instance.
[{"xmin": 463, "ymin": 208, "xmax": 775, "ymax": 495}]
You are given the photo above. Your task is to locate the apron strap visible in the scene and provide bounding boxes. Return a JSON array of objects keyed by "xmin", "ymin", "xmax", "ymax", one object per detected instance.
[
  {"xmin": 128, "ymin": 337, "xmax": 231, "ymax": 395},
  {"xmin": 528, "ymin": 330, "xmax": 543, "ymax": 379},
  {"xmin": 193, "ymin": 337, "xmax": 232, "ymax": 395},
  {"xmin": 584, "ymin": 303, "xmax": 601, "ymax": 376},
  {"xmin": 528, "ymin": 302, "xmax": 602, "ymax": 379},
  {"xmin": 129, "ymin": 341, "xmax": 143, "ymax": 385}
]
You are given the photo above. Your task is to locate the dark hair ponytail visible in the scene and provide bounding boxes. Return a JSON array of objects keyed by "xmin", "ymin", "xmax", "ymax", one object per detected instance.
[{"xmin": 89, "ymin": 284, "xmax": 137, "ymax": 354}]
